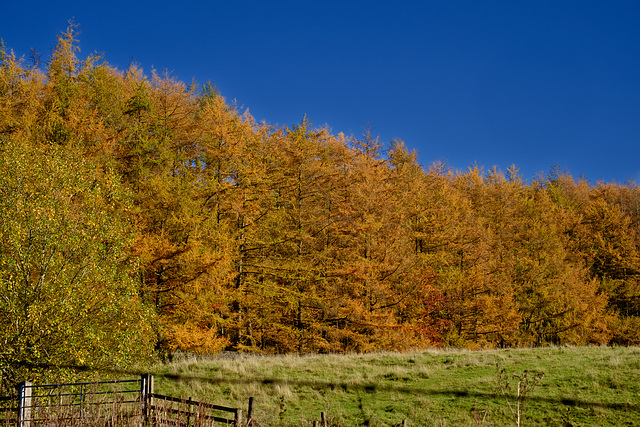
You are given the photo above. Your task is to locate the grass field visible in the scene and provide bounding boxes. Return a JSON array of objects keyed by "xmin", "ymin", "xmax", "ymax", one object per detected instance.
[{"xmin": 149, "ymin": 346, "xmax": 640, "ymax": 426}]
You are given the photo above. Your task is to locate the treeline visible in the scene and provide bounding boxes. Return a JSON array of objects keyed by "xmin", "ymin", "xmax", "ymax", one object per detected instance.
[{"xmin": 1, "ymin": 26, "xmax": 639, "ymax": 387}]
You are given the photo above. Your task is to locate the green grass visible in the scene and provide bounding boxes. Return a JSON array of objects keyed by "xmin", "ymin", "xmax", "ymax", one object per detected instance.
[{"xmin": 148, "ymin": 346, "xmax": 640, "ymax": 426}]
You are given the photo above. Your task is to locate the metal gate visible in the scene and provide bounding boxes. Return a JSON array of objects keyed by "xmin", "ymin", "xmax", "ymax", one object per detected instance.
[
  {"xmin": 15, "ymin": 376, "xmax": 145, "ymax": 426},
  {"xmin": 4, "ymin": 374, "xmax": 248, "ymax": 426}
]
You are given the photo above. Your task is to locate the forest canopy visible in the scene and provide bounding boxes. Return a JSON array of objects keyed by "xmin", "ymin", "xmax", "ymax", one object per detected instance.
[{"xmin": 1, "ymin": 24, "xmax": 639, "ymax": 386}]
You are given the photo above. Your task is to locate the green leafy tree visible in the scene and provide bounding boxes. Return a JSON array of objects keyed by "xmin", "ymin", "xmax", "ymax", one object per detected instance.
[{"xmin": 0, "ymin": 140, "xmax": 154, "ymax": 394}]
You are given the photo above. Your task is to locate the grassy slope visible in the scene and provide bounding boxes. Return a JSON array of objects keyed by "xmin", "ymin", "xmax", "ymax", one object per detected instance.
[{"xmin": 150, "ymin": 346, "xmax": 640, "ymax": 426}]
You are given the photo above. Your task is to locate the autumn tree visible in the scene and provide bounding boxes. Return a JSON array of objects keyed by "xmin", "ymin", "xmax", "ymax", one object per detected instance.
[
  {"xmin": 226, "ymin": 117, "xmax": 356, "ymax": 352},
  {"xmin": 2, "ymin": 25, "xmax": 638, "ymax": 358},
  {"xmin": 0, "ymin": 139, "xmax": 154, "ymax": 394}
]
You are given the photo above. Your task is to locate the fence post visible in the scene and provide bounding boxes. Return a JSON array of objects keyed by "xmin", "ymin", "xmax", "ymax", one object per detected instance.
[
  {"xmin": 80, "ymin": 383, "xmax": 85, "ymax": 419},
  {"xmin": 247, "ymin": 397, "xmax": 254, "ymax": 421},
  {"xmin": 187, "ymin": 397, "xmax": 192, "ymax": 427},
  {"xmin": 140, "ymin": 374, "xmax": 146, "ymax": 423},
  {"xmin": 17, "ymin": 381, "xmax": 31, "ymax": 427},
  {"xmin": 234, "ymin": 408, "xmax": 242, "ymax": 426},
  {"xmin": 141, "ymin": 374, "xmax": 154, "ymax": 424}
]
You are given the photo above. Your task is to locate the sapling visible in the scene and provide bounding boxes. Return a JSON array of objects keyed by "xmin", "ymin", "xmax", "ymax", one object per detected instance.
[{"xmin": 496, "ymin": 363, "xmax": 544, "ymax": 427}]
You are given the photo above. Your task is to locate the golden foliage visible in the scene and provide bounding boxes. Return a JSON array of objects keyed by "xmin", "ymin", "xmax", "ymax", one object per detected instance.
[{"xmin": 1, "ymin": 25, "xmax": 638, "ymax": 366}]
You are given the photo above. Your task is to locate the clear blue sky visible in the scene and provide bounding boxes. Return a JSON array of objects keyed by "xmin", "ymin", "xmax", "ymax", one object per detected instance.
[{"xmin": 2, "ymin": 1, "xmax": 639, "ymax": 183}]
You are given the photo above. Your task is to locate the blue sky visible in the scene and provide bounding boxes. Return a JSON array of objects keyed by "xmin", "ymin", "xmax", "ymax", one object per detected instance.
[{"xmin": 2, "ymin": 1, "xmax": 639, "ymax": 183}]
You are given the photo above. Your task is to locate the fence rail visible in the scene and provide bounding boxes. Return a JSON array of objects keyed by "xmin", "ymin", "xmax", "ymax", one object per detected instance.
[
  {"xmin": 150, "ymin": 393, "xmax": 241, "ymax": 426},
  {"xmin": 0, "ymin": 375, "xmax": 250, "ymax": 426}
]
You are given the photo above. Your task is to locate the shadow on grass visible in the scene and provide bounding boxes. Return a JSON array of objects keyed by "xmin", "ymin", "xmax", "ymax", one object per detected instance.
[
  {"xmin": 154, "ymin": 372, "xmax": 640, "ymax": 412},
  {"xmin": 12, "ymin": 363, "xmax": 638, "ymax": 412}
]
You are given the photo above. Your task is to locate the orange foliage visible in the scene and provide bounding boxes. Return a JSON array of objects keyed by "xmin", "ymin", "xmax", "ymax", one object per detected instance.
[{"xmin": 1, "ymin": 26, "xmax": 638, "ymax": 356}]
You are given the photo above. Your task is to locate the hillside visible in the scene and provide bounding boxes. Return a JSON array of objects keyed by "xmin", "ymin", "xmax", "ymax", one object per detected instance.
[
  {"xmin": 150, "ymin": 346, "xmax": 640, "ymax": 426},
  {"xmin": 1, "ymin": 25, "xmax": 639, "ymax": 390}
]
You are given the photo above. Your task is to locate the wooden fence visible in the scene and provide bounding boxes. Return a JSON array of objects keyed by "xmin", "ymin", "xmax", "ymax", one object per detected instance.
[
  {"xmin": 0, "ymin": 374, "xmax": 256, "ymax": 426},
  {"xmin": 149, "ymin": 393, "xmax": 243, "ymax": 426}
]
